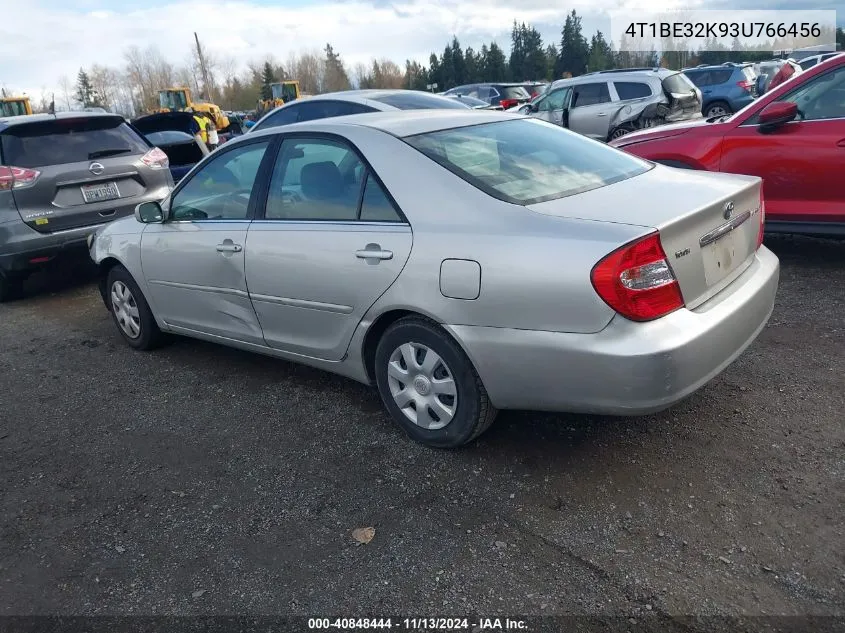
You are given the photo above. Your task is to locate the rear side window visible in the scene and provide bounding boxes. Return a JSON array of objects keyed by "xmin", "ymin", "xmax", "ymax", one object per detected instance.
[
  {"xmin": 572, "ymin": 83, "xmax": 611, "ymax": 107},
  {"xmin": 614, "ymin": 82, "xmax": 653, "ymax": 100},
  {"xmin": 405, "ymin": 118, "xmax": 651, "ymax": 205},
  {"xmin": 368, "ymin": 92, "xmax": 469, "ymax": 110},
  {"xmin": 1, "ymin": 117, "xmax": 148, "ymax": 168},
  {"xmin": 255, "ymin": 104, "xmax": 302, "ymax": 131},
  {"xmin": 297, "ymin": 100, "xmax": 376, "ymax": 121}
]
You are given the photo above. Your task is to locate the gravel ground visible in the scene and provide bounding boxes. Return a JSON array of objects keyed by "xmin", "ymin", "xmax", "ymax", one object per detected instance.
[{"xmin": 0, "ymin": 237, "xmax": 842, "ymax": 627}]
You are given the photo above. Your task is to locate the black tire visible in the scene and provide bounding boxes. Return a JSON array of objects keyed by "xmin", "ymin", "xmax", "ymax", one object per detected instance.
[
  {"xmin": 374, "ymin": 316, "xmax": 498, "ymax": 448},
  {"xmin": 608, "ymin": 126, "xmax": 633, "ymax": 142},
  {"xmin": 0, "ymin": 272, "xmax": 24, "ymax": 303},
  {"xmin": 704, "ymin": 101, "xmax": 732, "ymax": 118},
  {"xmin": 105, "ymin": 265, "xmax": 168, "ymax": 350}
]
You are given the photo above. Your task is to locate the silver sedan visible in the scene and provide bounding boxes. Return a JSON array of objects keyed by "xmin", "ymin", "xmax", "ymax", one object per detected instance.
[{"xmin": 89, "ymin": 110, "xmax": 779, "ymax": 448}]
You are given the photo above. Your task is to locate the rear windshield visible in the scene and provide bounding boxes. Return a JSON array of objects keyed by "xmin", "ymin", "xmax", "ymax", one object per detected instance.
[
  {"xmin": 500, "ymin": 86, "xmax": 531, "ymax": 100},
  {"xmin": 741, "ymin": 66, "xmax": 757, "ymax": 82},
  {"xmin": 662, "ymin": 72, "xmax": 697, "ymax": 94},
  {"xmin": 405, "ymin": 118, "xmax": 651, "ymax": 205},
  {"xmin": 0, "ymin": 117, "xmax": 148, "ymax": 168},
  {"xmin": 368, "ymin": 92, "xmax": 469, "ymax": 110}
]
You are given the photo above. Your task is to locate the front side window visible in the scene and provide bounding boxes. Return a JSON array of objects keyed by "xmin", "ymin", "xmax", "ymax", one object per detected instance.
[
  {"xmin": 170, "ymin": 141, "xmax": 270, "ymax": 221},
  {"xmin": 572, "ymin": 83, "xmax": 611, "ymax": 107},
  {"xmin": 405, "ymin": 118, "xmax": 651, "ymax": 205},
  {"xmin": 614, "ymin": 81, "xmax": 652, "ymax": 100},
  {"xmin": 773, "ymin": 64, "xmax": 845, "ymax": 121},
  {"xmin": 0, "ymin": 101, "xmax": 27, "ymax": 117},
  {"xmin": 538, "ymin": 88, "xmax": 570, "ymax": 112}
]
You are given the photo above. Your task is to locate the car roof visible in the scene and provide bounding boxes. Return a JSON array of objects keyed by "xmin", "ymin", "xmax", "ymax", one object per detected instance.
[
  {"xmin": 0, "ymin": 110, "xmax": 123, "ymax": 131},
  {"xmin": 242, "ymin": 109, "xmax": 524, "ymax": 142}
]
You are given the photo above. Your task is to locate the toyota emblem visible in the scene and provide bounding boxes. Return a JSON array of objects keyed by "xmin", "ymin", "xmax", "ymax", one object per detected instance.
[
  {"xmin": 89, "ymin": 162, "xmax": 105, "ymax": 176},
  {"xmin": 723, "ymin": 201, "xmax": 735, "ymax": 220}
]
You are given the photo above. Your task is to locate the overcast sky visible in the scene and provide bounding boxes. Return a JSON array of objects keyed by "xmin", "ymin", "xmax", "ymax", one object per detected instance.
[{"xmin": 1, "ymin": 0, "xmax": 841, "ymax": 98}]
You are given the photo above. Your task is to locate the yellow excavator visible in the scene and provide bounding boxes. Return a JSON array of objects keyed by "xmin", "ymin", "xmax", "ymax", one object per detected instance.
[
  {"xmin": 156, "ymin": 87, "xmax": 230, "ymax": 131},
  {"xmin": 0, "ymin": 96, "xmax": 33, "ymax": 117},
  {"xmin": 257, "ymin": 81, "xmax": 301, "ymax": 115}
]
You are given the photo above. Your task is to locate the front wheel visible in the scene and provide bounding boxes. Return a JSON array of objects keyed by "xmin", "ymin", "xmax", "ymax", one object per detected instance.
[
  {"xmin": 106, "ymin": 265, "xmax": 168, "ymax": 350},
  {"xmin": 704, "ymin": 102, "xmax": 732, "ymax": 118},
  {"xmin": 609, "ymin": 126, "xmax": 632, "ymax": 141},
  {"xmin": 374, "ymin": 317, "xmax": 497, "ymax": 448}
]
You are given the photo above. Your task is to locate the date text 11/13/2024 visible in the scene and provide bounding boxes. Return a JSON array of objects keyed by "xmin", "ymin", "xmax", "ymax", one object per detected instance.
[{"xmin": 308, "ymin": 618, "xmax": 529, "ymax": 630}]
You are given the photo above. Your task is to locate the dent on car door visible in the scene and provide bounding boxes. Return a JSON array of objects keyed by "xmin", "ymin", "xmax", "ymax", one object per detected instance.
[
  {"xmin": 245, "ymin": 136, "xmax": 412, "ymax": 360},
  {"xmin": 568, "ymin": 82, "xmax": 614, "ymax": 139},
  {"xmin": 140, "ymin": 139, "xmax": 273, "ymax": 343}
]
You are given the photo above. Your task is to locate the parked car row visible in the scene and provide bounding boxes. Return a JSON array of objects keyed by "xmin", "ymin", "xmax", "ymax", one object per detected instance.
[{"xmin": 611, "ymin": 53, "xmax": 845, "ymax": 236}]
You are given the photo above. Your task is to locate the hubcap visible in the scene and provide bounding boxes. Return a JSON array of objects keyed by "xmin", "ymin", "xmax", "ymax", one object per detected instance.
[
  {"xmin": 387, "ymin": 342, "xmax": 457, "ymax": 430},
  {"xmin": 611, "ymin": 128, "xmax": 629, "ymax": 140},
  {"xmin": 707, "ymin": 106, "xmax": 728, "ymax": 117},
  {"xmin": 111, "ymin": 280, "xmax": 141, "ymax": 339}
]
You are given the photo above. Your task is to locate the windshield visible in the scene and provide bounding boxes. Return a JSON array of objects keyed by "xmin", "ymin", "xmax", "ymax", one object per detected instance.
[
  {"xmin": 159, "ymin": 90, "xmax": 188, "ymax": 110},
  {"xmin": 1, "ymin": 101, "xmax": 28, "ymax": 117},
  {"xmin": 405, "ymin": 118, "xmax": 651, "ymax": 205}
]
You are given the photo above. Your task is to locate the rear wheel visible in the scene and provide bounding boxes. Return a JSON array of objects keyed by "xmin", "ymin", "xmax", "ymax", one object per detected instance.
[
  {"xmin": 374, "ymin": 317, "xmax": 497, "ymax": 448},
  {"xmin": 609, "ymin": 125, "xmax": 633, "ymax": 141},
  {"xmin": 106, "ymin": 265, "xmax": 168, "ymax": 350},
  {"xmin": 704, "ymin": 101, "xmax": 732, "ymax": 118}
]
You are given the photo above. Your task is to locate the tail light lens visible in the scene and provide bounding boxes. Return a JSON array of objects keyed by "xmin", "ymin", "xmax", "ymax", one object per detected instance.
[
  {"xmin": 0, "ymin": 165, "xmax": 41, "ymax": 191},
  {"xmin": 591, "ymin": 232, "xmax": 685, "ymax": 322},
  {"xmin": 141, "ymin": 147, "xmax": 169, "ymax": 170},
  {"xmin": 499, "ymin": 98, "xmax": 518, "ymax": 109},
  {"xmin": 737, "ymin": 80, "xmax": 753, "ymax": 92}
]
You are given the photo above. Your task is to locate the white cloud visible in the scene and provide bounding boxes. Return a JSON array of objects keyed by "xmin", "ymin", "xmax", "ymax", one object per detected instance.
[{"xmin": 1, "ymin": 0, "xmax": 706, "ymax": 100}]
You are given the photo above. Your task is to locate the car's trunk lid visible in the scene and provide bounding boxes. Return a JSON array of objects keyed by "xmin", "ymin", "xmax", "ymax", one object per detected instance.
[
  {"xmin": 1, "ymin": 116, "xmax": 153, "ymax": 233},
  {"xmin": 528, "ymin": 166, "xmax": 763, "ymax": 309}
]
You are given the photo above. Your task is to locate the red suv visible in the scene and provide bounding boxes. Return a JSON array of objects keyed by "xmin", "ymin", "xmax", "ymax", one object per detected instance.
[{"xmin": 610, "ymin": 55, "xmax": 845, "ymax": 236}]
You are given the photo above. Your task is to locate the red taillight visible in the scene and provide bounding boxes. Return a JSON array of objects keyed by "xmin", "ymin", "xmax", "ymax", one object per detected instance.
[
  {"xmin": 141, "ymin": 147, "xmax": 169, "ymax": 170},
  {"xmin": 0, "ymin": 165, "xmax": 41, "ymax": 191},
  {"xmin": 499, "ymin": 98, "xmax": 518, "ymax": 109},
  {"xmin": 737, "ymin": 80, "xmax": 752, "ymax": 92},
  {"xmin": 591, "ymin": 232, "xmax": 685, "ymax": 322}
]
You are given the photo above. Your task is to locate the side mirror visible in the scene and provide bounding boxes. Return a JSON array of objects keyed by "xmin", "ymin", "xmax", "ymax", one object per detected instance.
[
  {"xmin": 527, "ymin": 102, "xmax": 539, "ymax": 113},
  {"xmin": 758, "ymin": 101, "xmax": 798, "ymax": 131},
  {"xmin": 135, "ymin": 200, "xmax": 164, "ymax": 223}
]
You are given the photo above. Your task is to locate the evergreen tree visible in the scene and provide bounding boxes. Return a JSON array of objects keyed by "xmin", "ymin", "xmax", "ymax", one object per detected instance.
[
  {"xmin": 523, "ymin": 25, "xmax": 547, "ymax": 79},
  {"xmin": 587, "ymin": 31, "xmax": 613, "ymax": 72},
  {"xmin": 76, "ymin": 68, "xmax": 95, "ymax": 108},
  {"xmin": 545, "ymin": 44, "xmax": 559, "ymax": 81},
  {"xmin": 428, "ymin": 53, "xmax": 441, "ymax": 90},
  {"xmin": 440, "ymin": 44, "xmax": 456, "ymax": 89},
  {"xmin": 323, "ymin": 44, "xmax": 351, "ymax": 92},
  {"xmin": 485, "ymin": 42, "xmax": 508, "ymax": 82},
  {"xmin": 260, "ymin": 61, "xmax": 275, "ymax": 101},
  {"xmin": 558, "ymin": 10, "xmax": 590, "ymax": 77},
  {"xmin": 450, "ymin": 37, "xmax": 466, "ymax": 86},
  {"xmin": 464, "ymin": 47, "xmax": 480, "ymax": 84},
  {"xmin": 509, "ymin": 21, "xmax": 525, "ymax": 81}
]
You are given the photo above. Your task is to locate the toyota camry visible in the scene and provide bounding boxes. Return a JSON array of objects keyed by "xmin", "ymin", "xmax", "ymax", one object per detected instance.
[{"xmin": 89, "ymin": 110, "xmax": 779, "ymax": 448}]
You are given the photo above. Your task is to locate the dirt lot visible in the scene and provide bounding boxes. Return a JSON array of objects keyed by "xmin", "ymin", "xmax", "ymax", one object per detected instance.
[{"xmin": 0, "ymin": 236, "xmax": 842, "ymax": 627}]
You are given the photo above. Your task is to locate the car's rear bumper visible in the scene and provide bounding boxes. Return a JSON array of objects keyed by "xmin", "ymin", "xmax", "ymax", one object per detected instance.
[{"xmin": 447, "ymin": 246, "xmax": 779, "ymax": 415}]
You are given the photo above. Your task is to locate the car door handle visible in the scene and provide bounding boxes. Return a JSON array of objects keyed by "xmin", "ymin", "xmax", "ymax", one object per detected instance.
[
  {"xmin": 837, "ymin": 139, "xmax": 845, "ymax": 147},
  {"xmin": 356, "ymin": 249, "xmax": 393, "ymax": 260},
  {"xmin": 596, "ymin": 112, "xmax": 608, "ymax": 117},
  {"xmin": 216, "ymin": 243, "xmax": 243, "ymax": 253}
]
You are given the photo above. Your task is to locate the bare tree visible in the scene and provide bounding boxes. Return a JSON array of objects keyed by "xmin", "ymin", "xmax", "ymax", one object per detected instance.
[
  {"xmin": 58, "ymin": 75, "xmax": 74, "ymax": 111},
  {"xmin": 353, "ymin": 62, "xmax": 371, "ymax": 89},
  {"xmin": 125, "ymin": 45, "xmax": 175, "ymax": 113}
]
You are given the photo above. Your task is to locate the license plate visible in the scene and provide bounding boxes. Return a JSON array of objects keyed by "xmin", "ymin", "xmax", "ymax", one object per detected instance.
[
  {"xmin": 81, "ymin": 182, "xmax": 120, "ymax": 203},
  {"xmin": 701, "ymin": 229, "xmax": 751, "ymax": 287}
]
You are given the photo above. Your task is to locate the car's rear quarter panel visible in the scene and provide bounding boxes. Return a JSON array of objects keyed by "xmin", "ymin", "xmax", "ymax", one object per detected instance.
[{"xmin": 332, "ymin": 124, "xmax": 648, "ymax": 336}]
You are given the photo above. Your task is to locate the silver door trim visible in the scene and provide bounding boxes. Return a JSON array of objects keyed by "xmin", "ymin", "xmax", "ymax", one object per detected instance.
[
  {"xmin": 148, "ymin": 279, "xmax": 250, "ymax": 298},
  {"xmin": 249, "ymin": 293, "xmax": 354, "ymax": 314}
]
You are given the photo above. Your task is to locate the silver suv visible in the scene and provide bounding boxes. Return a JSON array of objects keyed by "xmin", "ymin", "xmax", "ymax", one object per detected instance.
[
  {"xmin": 521, "ymin": 68, "xmax": 702, "ymax": 142},
  {"xmin": 0, "ymin": 112, "xmax": 173, "ymax": 301}
]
